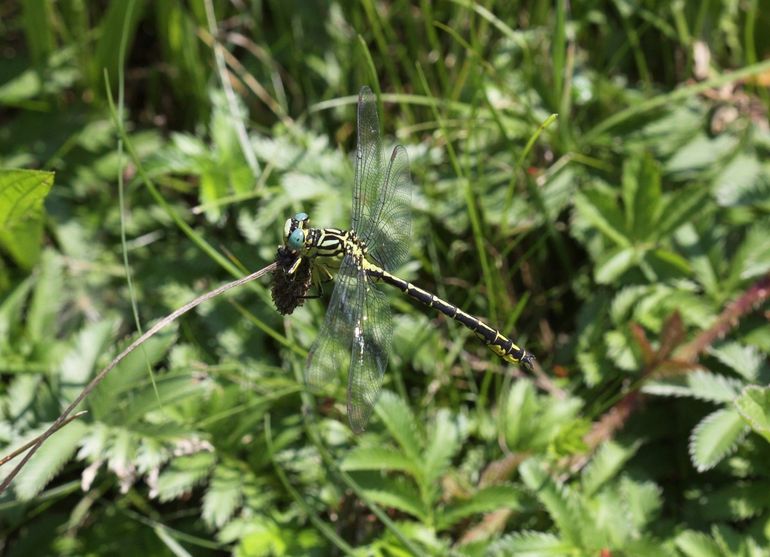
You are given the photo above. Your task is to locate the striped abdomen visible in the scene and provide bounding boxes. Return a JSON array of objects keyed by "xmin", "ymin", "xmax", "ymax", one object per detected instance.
[{"xmin": 367, "ymin": 267, "xmax": 532, "ymax": 367}]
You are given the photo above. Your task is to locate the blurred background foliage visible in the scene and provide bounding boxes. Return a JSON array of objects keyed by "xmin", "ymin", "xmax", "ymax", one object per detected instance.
[{"xmin": 1, "ymin": 0, "xmax": 770, "ymax": 555}]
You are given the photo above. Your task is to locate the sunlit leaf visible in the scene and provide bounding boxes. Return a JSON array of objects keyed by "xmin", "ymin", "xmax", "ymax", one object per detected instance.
[
  {"xmin": 735, "ymin": 385, "xmax": 770, "ymax": 444},
  {"xmin": 0, "ymin": 169, "xmax": 54, "ymax": 268},
  {"xmin": 13, "ymin": 419, "xmax": 89, "ymax": 500},
  {"xmin": 689, "ymin": 408, "xmax": 747, "ymax": 472}
]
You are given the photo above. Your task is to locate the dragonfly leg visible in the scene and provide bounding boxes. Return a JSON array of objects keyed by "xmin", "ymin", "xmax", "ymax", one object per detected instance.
[{"xmin": 287, "ymin": 254, "xmax": 304, "ymax": 275}]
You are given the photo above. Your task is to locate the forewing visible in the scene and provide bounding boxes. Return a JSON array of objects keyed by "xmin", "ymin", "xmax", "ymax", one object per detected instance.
[
  {"xmin": 347, "ymin": 278, "xmax": 393, "ymax": 433},
  {"xmin": 351, "ymin": 86, "xmax": 382, "ymax": 234},
  {"xmin": 364, "ymin": 145, "xmax": 412, "ymax": 272},
  {"xmin": 306, "ymin": 254, "xmax": 359, "ymax": 390}
]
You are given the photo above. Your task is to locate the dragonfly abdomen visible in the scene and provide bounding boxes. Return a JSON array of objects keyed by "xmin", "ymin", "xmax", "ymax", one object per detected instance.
[{"xmin": 370, "ymin": 267, "xmax": 532, "ymax": 367}]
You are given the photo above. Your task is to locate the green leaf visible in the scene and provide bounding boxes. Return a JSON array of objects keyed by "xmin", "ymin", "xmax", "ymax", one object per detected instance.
[
  {"xmin": 356, "ymin": 475, "xmax": 428, "ymax": 521},
  {"xmin": 155, "ymin": 452, "xmax": 216, "ymax": 503},
  {"xmin": 656, "ymin": 186, "xmax": 709, "ymax": 238},
  {"xmin": 712, "ymin": 153, "xmax": 763, "ymax": 207},
  {"xmin": 729, "ymin": 219, "xmax": 770, "ymax": 283},
  {"xmin": 735, "ymin": 385, "xmax": 770, "ymax": 444},
  {"xmin": 710, "ymin": 343, "xmax": 765, "ymax": 382},
  {"xmin": 119, "ymin": 371, "xmax": 211, "ymax": 424},
  {"xmin": 89, "ymin": 324, "xmax": 178, "ymax": 420},
  {"xmin": 581, "ymin": 441, "xmax": 640, "ymax": 496},
  {"xmin": 689, "ymin": 408, "xmax": 747, "ymax": 472},
  {"xmin": 643, "ymin": 369, "xmax": 743, "ymax": 403},
  {"xmin": 58, "ymin": 320, "xmax": 116, "ymax": 403},
  {"xmin": 594, "ymin": 246, "xmax": 636, "ymax": 284},
  {"xmin": 501, "ymin": 379, "xmax": 538, "ymax": 450},
  {"xmin": 375, "ymin": 391, "xmax": 423, "ymax": 461},
  {"xmin": 665, "ymin": 133, "xmax": 738, "ymax": 174},
  {"xmin": 437, "ymin": 484, "xmax": 523, "ymax": 529},
  {"xmin": 622, "ymin": 155, "xmax": 661, "ymax": 241},
  {"xmin": 26, "ymin": 250, "xmax": 63, "ymax": 344},
  {"xmin": 91, "ymin": 0, "xmax": 146, "ymax": 93},
  {"xmin": 203, "ymin": 465, "xmax": 243, "ymax": 529},
  {"xmin": 422, "ymin": 409, "xmax": 459, "ymax": 486},
  {"xmin": 643, "ymin": 248, "xmax": 691, "ymax": 279},
  {"xmin": 573, "ymin": 187, "xmax": 630, "ymax": 248},
  {"xmin": 341, "ymin": 446, "xmax": 416, "ymax": 475},
  {"xmin": 692, "ymin": 481, "xmax": 770, "ymax": 521},
  {"xmin": 674, "ymin": 530, "xmax": 723, "ymax": 557},
  {"xmin": 488, "ymin": 531, "xmax": 573, "ymax": 556},
  {"xmin": 710, "ymin": 523, "xmax": 757, "ymax": 557},
  {"xmin": 21, "ymin": 0, "xmax": 54, "ymax": 65},
  {"xmin": 0, "ymin": 275, "xmax": 33, "ymax": 343},
  {"xmin": 13, "ymin": 419, "xmax": 89, "ymax": 500},
  {"xmin": 519, "ymin": 459, "xmax": 587, "ymax": 546},
  {"xmin": 0, "ymin": 169, "xmax": 55, "ymax": 268},
  {"xmin": 619, "ymin": 477, "xmax": 662, "ymax": 529}
]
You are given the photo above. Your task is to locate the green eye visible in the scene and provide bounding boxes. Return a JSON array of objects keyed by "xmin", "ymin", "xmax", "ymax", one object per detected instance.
[{"xmin": 288, "ymin": 228, "xmax": 305, "ymax": 250}]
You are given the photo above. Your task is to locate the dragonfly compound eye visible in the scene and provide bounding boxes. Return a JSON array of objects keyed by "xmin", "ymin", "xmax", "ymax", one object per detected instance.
[{"xmin": 288, "ymin": 228, "xmax": 305, "ymax": 251}]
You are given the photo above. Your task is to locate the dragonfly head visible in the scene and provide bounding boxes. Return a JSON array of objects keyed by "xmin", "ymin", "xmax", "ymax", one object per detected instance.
[{"xmin": 283, "ymin": 212, "xmax": 310, "ymax": 253}]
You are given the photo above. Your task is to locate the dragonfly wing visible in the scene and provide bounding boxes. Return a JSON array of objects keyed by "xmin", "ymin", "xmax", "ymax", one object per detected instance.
[
  {"xmin": 347, "ymin": 278, "xmax": 393, "ymax": 433},
  {"xmin": 364, "ymin": 145, "xmax": 412, "ymax": 272},
  {"xmin": 351, "ymin": 86, "xmax": 382, "ymax": 236},
  {"xmin": 306, "ymin": 254, "xmax": 359, "ymax": 390}
]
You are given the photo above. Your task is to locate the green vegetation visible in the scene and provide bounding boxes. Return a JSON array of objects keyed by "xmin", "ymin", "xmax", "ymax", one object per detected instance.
[{"xmin": 2, "ymin": 1, "xmax": 770, "ymax": 555}]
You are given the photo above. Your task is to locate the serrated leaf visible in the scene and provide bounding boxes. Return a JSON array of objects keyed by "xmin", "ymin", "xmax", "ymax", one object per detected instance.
[
  {"xmin": 622, "ymin": 155, "xmax": 661, "ymax": 241},
  {"xmin": 710, "ymin": 342, "xmax": 765, "ymax": 381},
  {"xmin": 423, "ymin": 409, "xmax": 459, "ymax": 486},
  {"xmin": 595, "ymin": 246, "xmax": 636, "ymax": 284},
  {"xmin": 59, "ymin": 320, "xmax": 116, "ymax": 403},
  {"xmin": 643, "ymin": 369, "xmax": 743, "ymax": 402},
  {"xmin": 155, "ymin": 452, "xmax": 215, "ymax": 502},
  {"xmin": 682, "ymin": 369, "xmax": 743, "ymax": 401},
  {"xmin": 0, "ymin": 276, "xmax": 33, "ymax": 343},
  {"xmin": 341, "ymin": 446, "xmax": 416, "ymax": 474},
  {"xmin": 12, "ymin": 419, "xmax": 88, "ymax": 500},
  {"xmin": 501, "ymin": 379, "xmax": 538, "ymax": 450},
  {"xmin": 712, "ymin": 153, "xmax": 762, "ymax": 207},
  {"xmin": 519, "ymin": 459, "xmax": 586, "ymax": 546},
  {"xmin": 675, "ymin": 530, "xmax": 723, "ymax": 557},
  {"xmin": 26, "ymin": 250, "xmax": 63, "ymax": 344},
  {"xmin": 581, "ymin": 441, "xmax": 640, "ymax": 495},
  {"xmin": 710, "ymin": 523, "xmax": 751, "ymax": 557},
  {"xmin": 693, "ymin": 481, "xmax": 770, "ymax": 521},
  {"xmin": 573, "ymin": 187, "xmax": 630, "ymax": 248},
  {"xmin": 735, "ymin": 385, "xmax": 770, "ymax": 444},
  {"xmin": 729, "ymin": 220, "xmax": 770, "ymax": 283},
  {"xmin": 203, "ymin": 466, "xmax": 243, "ymax": 529},
  {"xmin": 0, "ymin": 169, "xmax": 55, "ymax": 268},
  {"xmin": 665, "ymin": 133, "xmax": 737, "ymax": 174},
  {"xmin": 89, "ymin": 325, "xmax": 178, "ymax": 420},
  {"xmin": 644, "ymin": 248, "xmax": 691, "ymax": 279},
  {"xmin": 357, "ymin": 475, "xmax": 428, "ymax": 521},
  {"xmin": 375, "ymin": 391, "xmax": 422, "ymax": 461},
  {"xmin": 437, "ymin": 484, "xmax": 523, "ymax": 529},
  {"xmin": 656, "ymin": 186, "xmax": 709, "ymax": 238},
  {"xmin": 488, "ymin": 531, "xmax": 573, "ymax": 556},
  {"xmin": 120, "ymin": 371, "xmax": 210, "ymax": 425},
  {"xmin": 689, "ymin": 408, "xmax": 747, "ymax": 471},
  {"xmin": 620, "ymin": 477, "xmax": 662, "ymax": 528}
]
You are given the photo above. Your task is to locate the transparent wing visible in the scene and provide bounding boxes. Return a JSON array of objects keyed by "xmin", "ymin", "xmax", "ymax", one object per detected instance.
[
  {"xmin": 305, "ymin": 254, "xmax": 359, "ymax": 390},
  {"xmin": 351, "ymin": 86, "xmax": 382, "ymax": 236},
  {"xmin": 347, "ymin": 278, "xmax": 393, "ymax": 433},
  {"xmin": 352, "ymin": 88, "xmax": 413, "ymax": 272},
  {"xmin": 364, "ymin": 145, "xmax": 412, "ymax": 271}
]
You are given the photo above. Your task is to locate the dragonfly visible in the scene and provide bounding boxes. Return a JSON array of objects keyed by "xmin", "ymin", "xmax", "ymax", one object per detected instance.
[{"xmin": 274, "ymin": 86, "xmax": 533, "ymax": 433}]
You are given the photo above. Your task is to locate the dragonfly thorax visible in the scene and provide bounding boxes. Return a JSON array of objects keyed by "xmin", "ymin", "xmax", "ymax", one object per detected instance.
[{"xmin": 282, "ymin": 211, "xmax": 368, "ymax": 262}]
